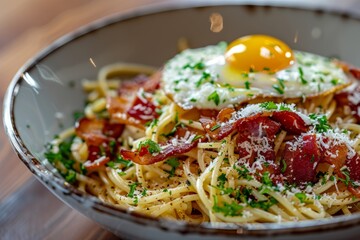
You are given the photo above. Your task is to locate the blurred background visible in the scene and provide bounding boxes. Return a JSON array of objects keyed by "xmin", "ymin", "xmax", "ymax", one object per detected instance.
[{"xmin": 1, "ymin": 0, "xmax": 360, "ymax": 239}]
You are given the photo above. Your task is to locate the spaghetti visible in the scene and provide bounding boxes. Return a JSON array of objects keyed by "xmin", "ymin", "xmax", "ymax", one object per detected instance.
[{"xmin": 45, "ymin": 39, "xmax": 360, "ymax": 224}]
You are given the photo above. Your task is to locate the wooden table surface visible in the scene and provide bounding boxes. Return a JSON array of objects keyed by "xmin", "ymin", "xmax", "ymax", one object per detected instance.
[
  {"xmin": 0, "ymin": 1, "xmax": 168, "ymax": 239},
  {"xmin": 1, "ymin": 1, "xmax": 360, "ymax": 240}
]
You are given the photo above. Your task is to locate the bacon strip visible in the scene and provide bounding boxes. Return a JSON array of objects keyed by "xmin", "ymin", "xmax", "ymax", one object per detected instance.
[
  {"xmin": 121, "ymin": 138, "xmax": 200, "ymax": 165},
  {"xmin": 121, "ymin": 127, "xmax": 204, "ymax": 165},
  {"xmin": 271, "ymin": 111, "xmax": 308, "ymax": 135},
  {"xmin": 236, "ymin": 116, "xmax": 280, "ymax": 163},
  {"xmin": 75, "ymin": 118, "xmax": 123, "ymax": 170},
  {"xmin": 281, "ymin": 134, "xmax": 321, "ymax": 184}
]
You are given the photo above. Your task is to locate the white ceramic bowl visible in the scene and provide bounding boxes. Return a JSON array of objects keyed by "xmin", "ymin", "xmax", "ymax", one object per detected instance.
[{"xmin": 4, "ymin": 1, "xmax": 360, "ymax": 239}]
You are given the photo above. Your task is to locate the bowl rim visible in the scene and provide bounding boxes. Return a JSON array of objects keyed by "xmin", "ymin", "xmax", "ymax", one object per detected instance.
[{"xmin": 4, "ymin": 0, "xmax": 360, "ymax": 237}]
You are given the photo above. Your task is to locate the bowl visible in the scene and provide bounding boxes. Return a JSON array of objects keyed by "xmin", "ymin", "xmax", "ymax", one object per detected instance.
[{"xmin": 4, "ymin": 1, "xmax": 360, "ymax": 239}]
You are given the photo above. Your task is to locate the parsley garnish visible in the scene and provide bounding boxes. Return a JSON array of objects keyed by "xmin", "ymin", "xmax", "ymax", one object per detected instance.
[
  {"xmin": 309, "ymin": 114, "xmax": 331, "ymax": 133},
  {"xmin": 138, "ymin": 139, "xmax": 161, "ymax": 154},
  {"xmin": 212, "ymin": 195, "xmax": 243, "ymax": 216},
  {"xmin": 164, "ymin": 157, "xmax": 180, "ymax": 177},
  {"xmin": 192, "ymin": 135, "xmax": 203, "ymax": 142},
  {"xmin": 115, "ymin": 155, "xmax": 134, "ymax": 169},
  {"xmin": 298, "ymin": 67, "xmax": 308, "ymax": 84},
  {"xmin": 128, "ymin": 182, "xmax": 140, "ymax": 198},
  {"xmin": 210, "ymin": 124, "xmax": 221, "ymax": 132},
  {"xmin": 260, "ymin": 101, "xmax": 278, "ymax": 110},
  {"xmin": 64, "ymin": 170, "xmax": 76, "ymax": 184},
  {"xmin": 262, "ymin": 172, "xmax": 273, "ymax": 187},
  {"xmin": 295, "ymin": 192, "xmax": 307, "ymax": 203},
  {"xmin": 207, "ymin": 91, "xmax": 220, "ymax": 106},
  {"xmin": 244, "ymin": 81, "xmax": 251, "ymax": 90},
  {"xmin": 281, "ymin": 159, "xmax": 287, "ymax": 173}
]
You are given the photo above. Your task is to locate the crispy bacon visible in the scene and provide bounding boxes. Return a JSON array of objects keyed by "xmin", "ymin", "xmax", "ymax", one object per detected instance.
[
  {"xmin": 335, "ymin": 85, "xmax": 360, "ymax": 122},
  {"xmin": 117, "ymin": 72, "xmax": 161, "ymax": 96},
  {"xmin": 346, "ymin": 153, "xmax": 360, "ymax": 181},
  {"xmin": 282, "ymin": 134, "xmax": 321, "ymax": 184},
  {"xmin": 83, "ymin": 156, "xmax": 110, "ymax": 171},
  {"xmin": 349, "ymin": 67, "xmax": 360, "ymax": 80},
  {"xmin": 127, "ymin": 96, "xmax": 159, "ymax": 122},
  {"xmin": 271, "ymin": 111, "xmax": 308, "ymax": 135},
  {"xmin": 321, "ymin": 140, "xmax": 348, "ymax": 175},
  {"xmin": 236, "ymin": 116, "xmax": 280, "ymax": 163},
  {"xmin": 121, "ymin": 127, "xmax": 203, "ymax": 165},
  {"xmin": 75, "ymin": 118, "xmax": 123, "ymax": 170},
  {"xmin": 121, "ymin": 139, "xmax": 199, "ymax": 165}
]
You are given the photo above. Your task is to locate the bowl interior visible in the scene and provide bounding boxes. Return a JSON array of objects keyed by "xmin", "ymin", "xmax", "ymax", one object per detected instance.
[{"xmin": 5, "ymin": 3, "xmax": 360, "ymax": 237}]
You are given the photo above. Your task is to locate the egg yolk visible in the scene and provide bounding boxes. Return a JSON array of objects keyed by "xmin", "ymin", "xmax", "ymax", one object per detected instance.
[{"xmin": 225, "ymin": 35, "xmax": 294, "ymax": 73}]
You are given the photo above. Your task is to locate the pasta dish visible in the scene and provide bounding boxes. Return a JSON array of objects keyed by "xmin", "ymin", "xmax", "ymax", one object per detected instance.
[{"xmin": 45, "ymin": 35, "xmax": 360, "ymax": 223}]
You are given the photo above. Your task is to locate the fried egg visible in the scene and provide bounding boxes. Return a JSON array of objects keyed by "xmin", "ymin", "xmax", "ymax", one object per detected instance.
[{"xmin": 162, "ymin": 35, "xmax": 352, "ymax": 110}]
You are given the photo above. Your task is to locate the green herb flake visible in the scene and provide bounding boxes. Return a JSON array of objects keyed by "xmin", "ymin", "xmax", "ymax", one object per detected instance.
[
  {"xmin": 64, "ymin": 170, "xmax": 76, "ymax": 183},
  {"xmin": 164, "ymin": 157, "xmax": 180, "ymax": 177},
  {"xmin": 212, "ymin": 195, "xmax": 243, "ymax": 216},
  {"xmin": 128, "ymin": 182, "xmax": 139, "ymax": 198},
  {"xmin": 272, "ymin": 84, "xmax": 284, "ymax": 94},
  {"xmin": 295, "ymin": 192, "xmax": 307, "ymax": 203},
  {"xmin": 207, "ymin": 91, "xmax": 220, "ymax": 106},
  {"xmin": 244, "ymin": 81, "xmax": 251, "ymax": 90},
  {"xmin": 260, "ymin": 101, "xmax": 278, "ymax": 110},
  {"xmin": 210, "ymin": 124, "xmax": 221, "ymax": 132},
  {"xmin": 298, "ymin": 67, "xmax": 308, "ymax": 84},
  {"xmin": 262, "ymin": 172, "xmax": 273, "ymax": 187},
  {"xmin": 281, "ymin": 159, "xmax": 287, "ymax": 173},
  {"xmin": 138, "ymin": 139, "xmax": 161, "ymax": 154}
]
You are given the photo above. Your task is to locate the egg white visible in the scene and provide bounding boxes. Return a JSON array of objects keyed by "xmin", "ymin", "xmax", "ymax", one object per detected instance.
[{"xmin": 162, "ymin": 43, "xmax": 352, "ymax": 110}]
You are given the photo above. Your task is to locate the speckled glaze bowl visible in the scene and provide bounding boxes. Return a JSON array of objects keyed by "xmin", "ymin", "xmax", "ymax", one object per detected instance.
[{"xmin": 4, "ymin": 1, "xmax": 360, "ymax": 239}]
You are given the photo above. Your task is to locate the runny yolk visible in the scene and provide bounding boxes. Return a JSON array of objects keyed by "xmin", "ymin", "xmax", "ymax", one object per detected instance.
[{"xmin": 225, "ymin": 35, "xmax": 295, "ymax": 73}]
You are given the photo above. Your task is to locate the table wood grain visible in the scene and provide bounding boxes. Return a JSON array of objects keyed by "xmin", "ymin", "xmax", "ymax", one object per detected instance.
[
  {"xmin": 1, "ymin": 1, "xmax": 360, "ymax": 240},
  {"xmin": 0, "ymin": 1, "xmax": 167, "ymax": 239}
]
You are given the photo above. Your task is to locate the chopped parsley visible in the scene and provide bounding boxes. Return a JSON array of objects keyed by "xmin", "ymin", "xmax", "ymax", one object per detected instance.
[
  {"xmin": 128, "ymin": 182, "xmax": 140, "ymax": 198},
  {"xmin": 45, "ymin": 138, "xmax": 75, "ymax": 173},
  {"xmin": 115, "ymin": 155, "xmax": 134, "ymax": 169},
  {"xmin": 298, "ymin": 67, "xmax": 308, "ymax": 84},
  {"xmin": 164, "ymin": 157, "xmax": 180, "ymax": 177},
  {"xmin": 309, "ymin": 113, "xmax": 331, "ymax": 133},
  {"xmin": 207, "ymin": 91, "xmax": 220, "ymax": 106},
  {"xmin": 145, "ymin": 119, "xmax": 158, "ymax": 128},
  {"xmin": 272, "ymin": 84, "xmax": 284, "ymax": 94},
  {"xmin": 210, "ymin": 124, "xmax": 221, "ymax": 132},
  {"xmin": 64, "ymin": 170, "xmax": 77, "ymax": 184},
  {"xmin": 260, "ymin": 101, "xmax": 278, "ymax": 110},
  {"xmin": 212, "ymin": 195, "xmax": 243, "ymax": 216},
  {"xmin": 138, "ymin": 139, "xmax": 161, "ymax": 154},
  {"xmin": 281, "ymin": 159, "xmax": 287, "ymax": 173},
  {"xmin": 244, "ymin": 81, "xmax": 251, "ymax": 90},
  {"xmin": 192, "ymin": 135, "xmax": 203, "ymax": 142},
  {"xmin": 295, "ymin": 192, "xmax": 307, "ymax": 203},
  {"xmin": 261, "ymin": 172, "xmax": 273, "ymax": 187}
]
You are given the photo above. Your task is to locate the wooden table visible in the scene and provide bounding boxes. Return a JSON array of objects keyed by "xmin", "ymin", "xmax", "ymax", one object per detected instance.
[
  {"xmin": 0, "ymin": 1, "xmax": 168, "ymax": 239},
  {"xmin": 1, "ymin": 0, "xmax": 360, "ymax": 239}
]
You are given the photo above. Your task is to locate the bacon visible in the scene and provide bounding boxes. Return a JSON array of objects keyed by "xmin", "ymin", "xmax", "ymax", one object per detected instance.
[
  {"xmin": 320, "ymin": 140, "xmax": 348, "ymax": 175},
  {"xmin": 349, "ymin": 67, "xmax": 360, "ymax": 80},
  {"xmin": 282, "ymin": 134, "xmax": 321, "ymax": 184},
  {"xmin": 335, "ymin": 86, "xmax": 360, "ymax": 122},
  {"xmin": 117, "ymin": 72, "xmax": 161, "ymax": 96},
  {"xmin": 271, "ymin": 111, "xmax": 308, "ymax": 135},
  {"xmin": 236, "ymin": 116, "xmax": 280, "ymax": 163},
  {"xmin": 127, "ymin": 96, "xmax": 159, "ymax": 122},
  {"xmin": 121, "ymin": 139, "xmax": 199, "ymax": 165},
  {"xmin": 83, "ymin": 156, "xmax": 110, "ymax": 171},
  {"xmin": 75, "ymin": 118, "xmax": 123, "ymax": 170},
  {"xmin": 346, "ymin": 153, "xmax": 360, "ymax": 181},
  {"xmin": 121, "ymin": 127, "xmax": 203, "ymax": 165}
]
